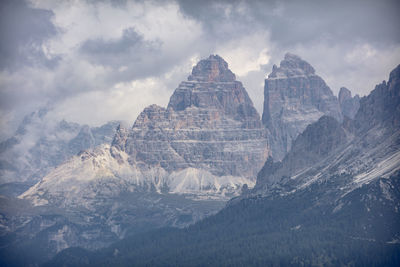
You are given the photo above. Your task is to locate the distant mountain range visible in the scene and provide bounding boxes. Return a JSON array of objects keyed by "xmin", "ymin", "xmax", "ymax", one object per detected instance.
[
  {"xmin": 44, "ymin": 61, "xmax": 400, "ymax": 267},
  {"xmin": 0, "ymin": 108, "xmax": 120, "ymax": 187},
  {"xmin": 1, "ymin": 54, "xmax": 398, "ymax": 266}
]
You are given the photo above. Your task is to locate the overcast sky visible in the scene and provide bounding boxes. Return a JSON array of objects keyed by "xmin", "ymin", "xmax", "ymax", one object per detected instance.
[{"xmin": 1, "ymin": 0, "xmax": 399, "ymax": 138}]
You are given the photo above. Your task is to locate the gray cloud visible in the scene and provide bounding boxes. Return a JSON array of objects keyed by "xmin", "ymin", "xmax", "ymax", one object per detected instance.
[
  {"xmin": 81, "ymin": 28, "xmax": 147, "ymax": 56},
  {"xmin": 177, "ymin": 0, "xmax": 400, "ymax": 96},
  {"xmin": 79, "ymin": 27, "xmax": 168, "ymax": 82},
  {"xmin": 0, "ymin": 0, "xmax": 59, "ymax": 71},
  {"xmin": 177, "ymin": 0, "xmax": 400, "ymax": 46}
]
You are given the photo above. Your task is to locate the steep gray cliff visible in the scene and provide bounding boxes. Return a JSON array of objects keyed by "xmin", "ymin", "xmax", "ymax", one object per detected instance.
[
  {"xmin": 262, "ymin": 53, "xmax": 342, "ymax": 160},
  {"xmin": 123, "ymin": 55, "xmax": 269, "ymax": 178}
]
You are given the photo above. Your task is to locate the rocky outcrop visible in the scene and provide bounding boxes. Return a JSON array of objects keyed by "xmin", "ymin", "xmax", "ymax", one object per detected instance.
[
  {"xmin": 338, "ymin": 87, "xmax": 360, "ymax": 119},
  {"xmin": 262, "ymin": 53, "xmax": 342, "ymax": 160}
]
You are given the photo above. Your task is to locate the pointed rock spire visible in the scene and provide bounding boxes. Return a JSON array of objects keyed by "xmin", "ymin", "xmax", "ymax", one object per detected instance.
[
  {"xmin": 268, "ymin": 53, "xmax": 315, "ymax": 78},
  {"xmin": 339, "ymin": 87, "xmax": 360, "ymax": 119},
  {"xmin": 262, "ymin": 53, "xmax": 342, "ymax": 160}
]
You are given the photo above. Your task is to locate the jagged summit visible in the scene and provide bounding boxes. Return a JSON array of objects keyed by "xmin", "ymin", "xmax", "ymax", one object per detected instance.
[
  {"xmin": 254, "ymin": 63, "xmax": 400, "ymax": 199},
  {"xmin": 167, "ymin": 55, "xmax": 260, "ymax": 124},
  {"xmin": 355, "ymin": 64, "xmax": 400, "ymax": 131},
  {"xmin": 339, "ymin": 87, "xmax": 360, "ymax": 119},
  {"xmin": 262, "ymin": 53, "xmax": 342, "ymax": 160},
  {"xmin": 188, "ymin": 54, "xmax": 236, "ymax": 82},
  {"xmin": 268, "ymin": 53, "xmax": 315, "ymax": 78},
  {"xmin": 121, "ymin": 55, "xmax": 268, "ymax": 177}
]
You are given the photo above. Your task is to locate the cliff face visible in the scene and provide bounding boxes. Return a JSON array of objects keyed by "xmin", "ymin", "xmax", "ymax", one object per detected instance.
[
  {"xmin": 124, "ymin": 55, "xmax": 269, "ymax": 178},
  {"xmin": 354, "ymin": 65, "xmax": 400, "ymax": 133},
  {"xmin": 262, "ymin": 53, "xmax": 342, "ymax": 160},
  {"xmin": 256, "ymin": 115, "xmax": 348, "ymax": 187}
]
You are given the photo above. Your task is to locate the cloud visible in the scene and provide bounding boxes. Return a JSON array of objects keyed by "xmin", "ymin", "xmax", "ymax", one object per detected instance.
[
  {"xmin": 0, "ymin": 0, "xmax": 207, "ymax": 137},
  {"xmin": 0, "ymin": 0, "xmax": 59, "ymax": 71},
  {"xmin": 1, "ymin": 0, "xmax": 400, "ymax": 140},
  {"xmin": 178, "ymin": 0, "xmax": 400, "ymax": 46},
  {"xmin": 177, "ymin": 0, "xmax": 400, "ymax": 97}
]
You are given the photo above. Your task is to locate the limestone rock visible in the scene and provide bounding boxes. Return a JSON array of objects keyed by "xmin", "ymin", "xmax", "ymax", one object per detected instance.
[
  {"xmin": 354, "ymin": 64, "xmax": 400, "ymax": 132},
  {"xmin": 256, "ymin": 116, "xmax": 348, "ymax": 187},
  {"xmin": 125, "ymin": 55, "xmax": 269, "ymax": 178},
  {"xmin": 262, "ymin": 53, "xmax": 342, "ymax": 160}
]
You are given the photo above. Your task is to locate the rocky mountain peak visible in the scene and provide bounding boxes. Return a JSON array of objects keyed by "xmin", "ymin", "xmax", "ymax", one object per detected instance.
[
  {"xmin": 262, "ymin": 53, "xmax": 342, "ymax": 160},
  {"xmin": 188, "ymin": 54, "xmax": 236, "ymax": 82},
  {"xmin": 118, "ymin": 55, "xmax": 269, "ymax": 178},
  {"xmin": 132, "ymin": 104, "xmax": 167, "ymax": 129},
  {"xmin": 167, "ymin": 55, "xmax": 260, "ymax": 125},
  {"xmin": 338, "ymin": 87, "xmax": 360, "ymax": 119},
  {"xmin": 355, "ymin": 64, "xmax": 400, "ymax": 131},
  {"xmin": 268, "ymin": 53, "xmax": 315, "ymax": 78},
  {"xmin": 389, "ymin": 64, "xmax": 400, "ymax": 91}
]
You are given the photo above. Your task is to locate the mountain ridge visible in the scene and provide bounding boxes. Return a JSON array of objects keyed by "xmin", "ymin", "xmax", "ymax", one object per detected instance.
[{"xmin": 41, "ymin": 61, "xmax": 400, "ymax": 267}]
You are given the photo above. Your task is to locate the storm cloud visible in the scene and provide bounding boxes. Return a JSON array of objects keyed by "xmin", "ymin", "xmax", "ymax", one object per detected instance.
[
  {"xmin": 0, "ymin": 0, "xmax": 399, "ymax": 139},
  {"xmin": 0, "ymin": 0, "xmax": 59, "ymax": 70}
]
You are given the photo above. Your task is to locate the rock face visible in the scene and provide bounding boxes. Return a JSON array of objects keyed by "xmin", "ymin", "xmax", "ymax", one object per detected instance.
[
  {"xmin": 124, "ymin": 54, "xmax": 268, "ymax": 178},
  {"xmin": 0, "ymin": 108, "xmax": 120, "ymax": 185},
  {"xmin": 256, "ymin": 116, "xmax": 348, "ymax": 187},
  {"xmin": 262, "ymin": 53, "xmax": 342, "ymax": 160},
  {"xmin": 338, "ymin": 87, "xmax": 360, "ymax": 119},
  {"xmin": 355, "ymin": 65, "xmax": 400, "ymax": 132}
]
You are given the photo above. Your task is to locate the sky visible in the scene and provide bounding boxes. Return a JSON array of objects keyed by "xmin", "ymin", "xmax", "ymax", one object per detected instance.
[{"xmin": 1, "ymin": 0, "xmax": 400, "ymax": 139}]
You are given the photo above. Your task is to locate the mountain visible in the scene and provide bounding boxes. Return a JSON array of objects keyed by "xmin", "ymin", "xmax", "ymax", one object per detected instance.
[
  {"xmin": 253, "ymin": 64, "xmax": 400, "ymax": 201},
  {"xmin": 338, "ymin": 87, "xmax": 360, "ymax": 119},
  {"xmin": 43, "ymin": 64, "xmax": 400, "ymax": 267},
  {"xmin": 21, "ymin": 55, "xmax": 268, "ymax": 206},
  {"xmin": 262, "ymin": 53, "xmax": 343, "ymax": 160},
  {"xmin": 0, "ymin": 108, "xmax": 120, "ymax": 188},
  {"xmin": 1, "ymin": 55, "xmax": 269, "ymax": 265},
  {"xmin": 125, "ymin": 55, "xmax": 267, "ymax": 178}
]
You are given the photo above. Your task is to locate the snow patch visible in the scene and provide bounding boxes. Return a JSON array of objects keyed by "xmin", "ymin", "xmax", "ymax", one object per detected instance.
[{"xmin": 354, "ymin": 150, "xmax": 400, "ymax": 185}]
